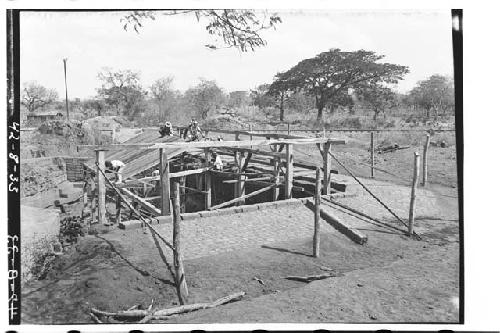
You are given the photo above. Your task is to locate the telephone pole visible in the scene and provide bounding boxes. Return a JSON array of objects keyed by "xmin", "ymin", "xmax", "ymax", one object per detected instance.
[{"xmin": 63, "ymin": 58, "xmax": 69, "ymax": 120}]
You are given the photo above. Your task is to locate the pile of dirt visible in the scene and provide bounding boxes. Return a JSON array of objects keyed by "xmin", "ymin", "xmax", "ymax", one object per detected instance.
[
  {"xmin": 21, "ymin": 157, "xmax": 67, "ymax": 197},
  {"xmin": 21, "ymin": 120, "xmax": 111, "ymax": 159}
]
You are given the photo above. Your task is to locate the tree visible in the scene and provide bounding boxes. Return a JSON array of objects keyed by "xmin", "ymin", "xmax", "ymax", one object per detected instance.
[
  {"xmin": 185, "ymin": 79, "xmax": 225, "ymax": 120},
  {"xmin": 21, "ymin": 81, "xmax": 59, "ymax": 113},
  {"xmin": 269, "ymin": 49, "xmax": 409, "ymax": 122},
  {"xmin": 96, "ymin": 68, "xmax": 146, "ymax": 117},
  {"xmin": 121, "ymin": 10, "xmax": 281, "ymax": 52},
  {"xmin": 150, "ymin": 76, "xmax": 177, "ymax": 122},
  {"xmin": 227, "ymin": 91, "xmax": 250, "ymax": 109},
  {"xmin": 250, "ymin": 84, "xmax": 275, "ymax": 110},
  {"xmin": 358, "ymin": 84, "xmax": 398, "ymax": 120},
  {"xmin": 267, "ymin": 78, "xmax": 292, "ymax": 121},
  {"xmin": 407, "ymin": 74, "xmax": 454, "ymax": 119}
]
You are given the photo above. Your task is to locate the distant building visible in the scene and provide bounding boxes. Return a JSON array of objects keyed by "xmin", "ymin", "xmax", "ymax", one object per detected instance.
[{"xmin": 26, "ymin": 110, "xmax": 64, "ymax": 125}]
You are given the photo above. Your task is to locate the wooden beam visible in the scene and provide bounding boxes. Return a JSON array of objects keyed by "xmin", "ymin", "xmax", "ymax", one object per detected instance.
[
  {"xmin": 222, "ymin": 176, "xmax": 273, "ymax": 184},
  {"xmin": 204, "ymin": 149, "xmax": 212, "ymax": 209},
  {"xmin": 409, "ymin": 152, "xmax": 420, "ymax": 237},
  {"xmin": 160, "ymin": 148, "xmax": 171, "ymax": 215},
  {"xmin": 209, "ymin": 183, "xmax": 277, "ymax": 211},
  {"xmin": 272, "ymin": 157, "xmax": 280, "ymax": 201},
  {"xmin": 170, "ymin": 167, "xmax": 210, "ymax": 179},
  {"xmin": 96, "ymin": 149, "xmax": 107, "ymax": 225},
  {"xmin": 121, "ymin": 188, "xmax": 161, "ymax": 216},
  {"xmin": 313, "ymin": 167, "xmax": 321, "ymax": 257},
  {"xmin": 219, "ymin": 147, "xmax": 285, "ymax": 159},
  {"xmin": 285, "ymin": 144, "xmax": 294, "ymax": 199},
  {"xmin": 322, "ymin": 142, "xmax": 332, "ymax": 195},
  {"xmin": 171, "ymin": 181, "xmax": 189, "ymax": 304},
  {"xmin": 146, "ymin": 138, "xmax": 345, "ymax": 150}
]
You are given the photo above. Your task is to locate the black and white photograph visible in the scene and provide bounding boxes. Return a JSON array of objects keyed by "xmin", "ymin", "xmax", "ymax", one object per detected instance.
[{"xmin": 6, "ymin": 4, "xmax": 491, "ymax": 331}]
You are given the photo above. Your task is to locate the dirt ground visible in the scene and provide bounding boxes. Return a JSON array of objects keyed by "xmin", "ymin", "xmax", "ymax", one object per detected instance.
[
  {"xmin": 20, "ymin": 123, "xmax": 460, "ymax": 325},
  {"xmin": 21, "ymin": 181, "xmax": 459, "ymax": 324}
]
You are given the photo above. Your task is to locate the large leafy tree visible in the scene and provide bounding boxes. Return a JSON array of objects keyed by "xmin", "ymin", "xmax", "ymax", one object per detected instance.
[
  {"xmin": 96, "ymin": 68, "xmax": 146, "ymax": 117},
  {"xmin": 21, "ymin": 81, "xmax": 59, "ymax": 113},
  {"xmin": 121, "ymin": 10, "xmax": 281, "ymax": 52},
  {"xmin": 250, "ymin": 84, "xmax": 275, "ymax": 110},
  {"xmin": 358, "ymin": 84, "xmax": 398, "ymax": 120},
  {"xmin": 407, "ymin": 74, "xmax": 454, "ymax": 119},
  {"xmin": 269, "ymin": 49, "xmax": 409, "ymax": 122},
  {"xmin": 185, "ymin": 79, "xmax": 225, "ymax": 120},
  {"xmin": 267, "ymin": 77, "xmax": 292, "ymax": 121},
  {"xmin": 150, "ymin": 76, "xmax": 177, "ymax": 122}
]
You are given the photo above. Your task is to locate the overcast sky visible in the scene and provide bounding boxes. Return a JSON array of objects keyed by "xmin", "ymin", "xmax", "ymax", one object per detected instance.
[{"xmin": 20, "ymin": 10, "xmax": 454, "ymax": 99}]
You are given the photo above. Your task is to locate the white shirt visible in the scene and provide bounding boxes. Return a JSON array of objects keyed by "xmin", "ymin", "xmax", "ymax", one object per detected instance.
[{"xmin": 110, "ymin": 160, "xmax": 125, "ymax": 169}]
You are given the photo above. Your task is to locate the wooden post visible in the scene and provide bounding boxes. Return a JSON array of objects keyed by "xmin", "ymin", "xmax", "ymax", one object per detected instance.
[
  {"xmin": 370, "ymin": 132, "xmax": 375, "ymax": 178},
  {"xmin": 115, "ymin": 192, "xmax": 122, "ymax": 225},
  {"xmin": 90, "ymin": 176, "xmax": 96, "ymax": 224},
  {"xmin": 422, "ymin": 134, "xmax": 431, "ymax": 186},
  {"xmin": 82, "ymin": 180, "xmax": 88, "ymax": 218},
  {"xmin": 287, "ymin": 123, "xmax": 291, "ymax": 135},
  {"xmin": 204, "ymin": 149, "xmax": 212, "ymax": 209},
  {"xmin": 234, "ymin": 153, "xmax": 245, "ymax": 205},
  {"xmin": 160, "ymin": 148, "xmax": 171, "ymax": 215},
  {"xmin": 408, "ymin": 152, "xmax": 420, "ymax": 237},
  {"xmin": 313, "ymin": 167, "xmax": 321, "ymax": 257},
  {"xmin": 171, "ymin": 181, "xmax": 189, "ymax": 304},
  {"xmin": 179, "ymin": 154, "xmax": 186, "ymax": 213},
  {"xmin": 322, "ymin": 142, "xmax": 332, "ymax": 195},
  {"xmin": 285, "ymin": 144, "xmax": 294, "ymax": 199},
  {"xmin": 96, "ymin": 149, "xmax": 107, "ymax": 225},
  {"xmin": 235, "ymin": 133, "xmax": 240, "ymax": 141},
  {"xmin": 272, "ymin": 157, "xmax": 280, "ymax": 201}
]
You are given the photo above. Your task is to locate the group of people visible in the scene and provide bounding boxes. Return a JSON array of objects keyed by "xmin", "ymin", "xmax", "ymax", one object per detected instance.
[
  {"xmin": 159, "ymin": 118, "xmax": 204, "ymax": 142},
  {"xmin": 103, "ymin": 118, "xmax": 223, "ymax": 185}
]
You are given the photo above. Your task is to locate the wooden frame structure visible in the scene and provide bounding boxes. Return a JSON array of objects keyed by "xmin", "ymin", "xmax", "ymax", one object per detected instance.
[{"xmin": 81, "ymin": 129, "xmax": 346, "ymax": 225}]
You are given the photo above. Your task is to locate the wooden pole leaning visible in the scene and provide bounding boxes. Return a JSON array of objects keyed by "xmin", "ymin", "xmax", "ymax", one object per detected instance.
[
  {"xmin": 96, "ymin": 149, "xmax": 107, "ymax": 225},
  {"xmin": 422, "ymin": 134, "xmax": 431, "ymax": 186},
  {"xmin": 322, "ymin": 142, "xmax": 332, "ymax": 195},
  {"xmin": 160, "ymin": 148, "xmax": 171, "ymax": 215},
  {"xmin": 408, "ymin": 152, "xmax": 420, "ymax": 237},
  {"xmin": 370, "ymin": 132, "xmax": 375, "ymax": 178},
  {"xmin": 172, "ymin": 181, "xmax": 189, "ymax": 304},
  {"xmin": 313, "ymin": 167, "xmax": 321, "ymax": 258},
  {"xmin": 285, "ymin": 144, "xmax": 294, "ymax": 199}
]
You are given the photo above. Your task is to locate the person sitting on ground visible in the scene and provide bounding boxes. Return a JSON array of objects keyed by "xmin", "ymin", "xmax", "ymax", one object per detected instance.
[
  {"xmin": 159, "ymin": 121, "xmax": 174, "ymax": 138},
  {"xmin": 105, "ymin": 160, "xmax": 125, "ymax": 184}
]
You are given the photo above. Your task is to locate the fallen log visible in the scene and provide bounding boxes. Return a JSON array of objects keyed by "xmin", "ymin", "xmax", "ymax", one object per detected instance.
[
  {"xmin": 90, "ymin": 291, "xmax": 245, "ymax": 323},
  {"xmin": 285, "ymin": 272, "xmax": 344, "ymax": 283}
]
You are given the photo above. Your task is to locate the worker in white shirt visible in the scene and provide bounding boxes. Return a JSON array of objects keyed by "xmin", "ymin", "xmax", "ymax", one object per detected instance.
[
  {"xmin": 211, "ymin": 152, "xmax": 224, "ymax": 171},
  {"xmin": 105, "ymin": 160, "xmax": 125, "ymax": 184}
]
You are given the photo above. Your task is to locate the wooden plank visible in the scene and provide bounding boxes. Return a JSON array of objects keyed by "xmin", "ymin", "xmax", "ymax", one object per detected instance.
[
  {"xmin": 313, "ymin": 167, "xmax": 321, "ymax": 258},
  {"xmin": 146, "ymin": 138, "xmax": 345, "ymax": 150},
  {"xmin": 322, "ymin": 142, "xmax": 332, "ymax": 195},
  {"xmin": 121, "ymin": 188, "xmax": 161, "ymax": 216},
  {"xmin": 219, "ymin": 147, "xmax": 286, "ymax": 159},
  {"xmin": 408, "ymin": 152, "xmax": 420, "ymax": 237},
  {"xmin": 305, "ymin": 203, "xmax": 368, "ymax": 245},
  {"xmin": 209, "ymin": 183, "xmax": 277, "ymax": 211},
  {"xmin": 160, "ymin": 148, "xmax": 171, "ymax": 215},
  {"xmin": 370, "ymin": 132, "xmax": 375, "ymax": 178},
  {"xmin": 204, "ymin": 149, "xmax": 212, "ymax": 210},
  {"xmin": 422, "ymin": 134, "xmax": 431, "ymax": 186},
  {"xmin": 170, "ymin": 167, "xmax": 210, "ymax": 179},
  {"xmin": 285, "ymin": 144, "xmax": 294, "ymax": 199},
  {"xmin": 96, "ymin": 150, "xmax": 107, "ymax": 225},
  {"xmin": 171, "ymin": 181, "xmax": 189, "ymax": 304},
  {"xmin": 272, "ymin": 158, "xmax": 280, "ymax": 201}
]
